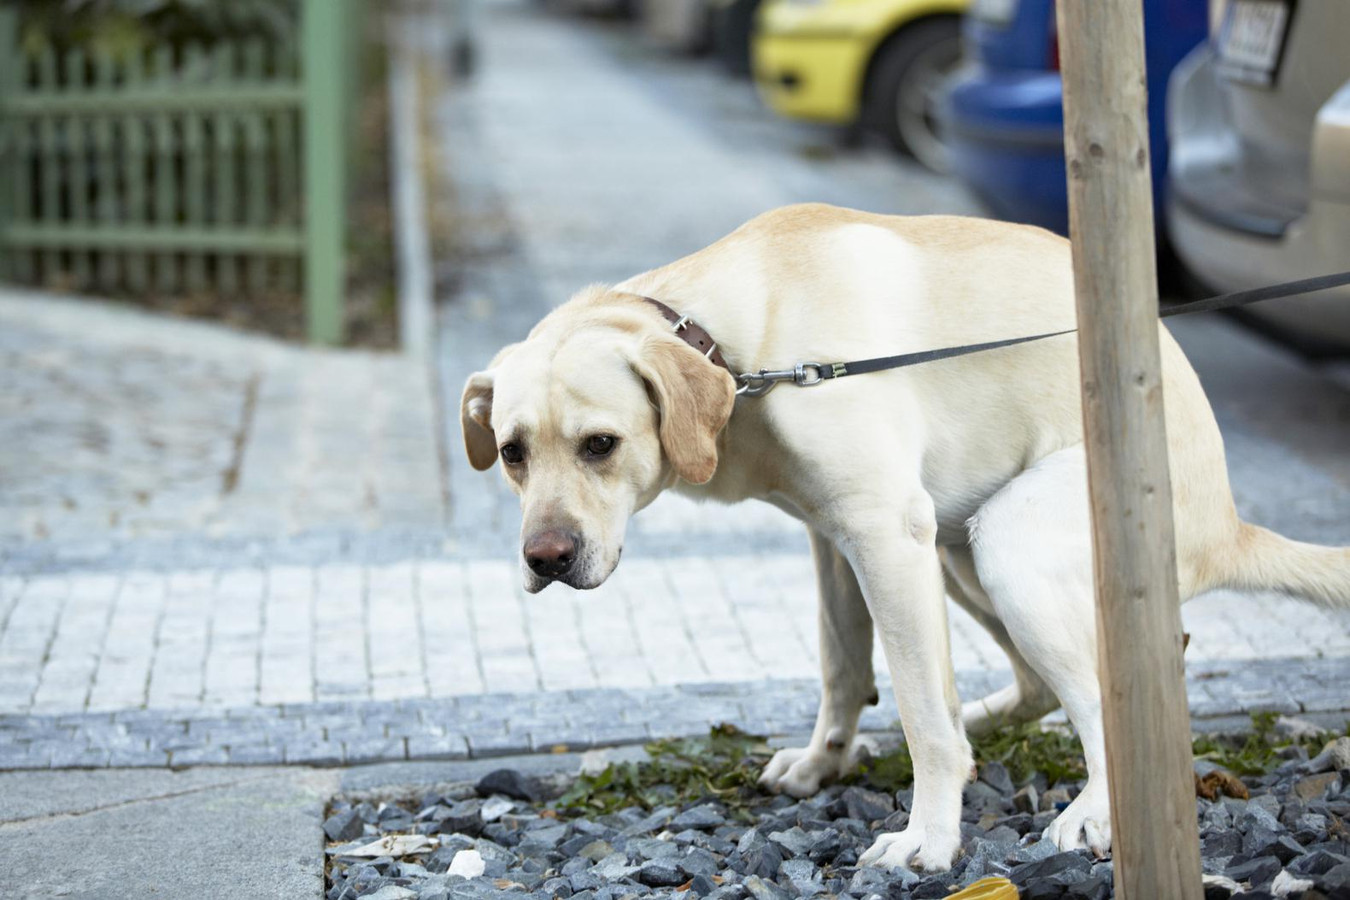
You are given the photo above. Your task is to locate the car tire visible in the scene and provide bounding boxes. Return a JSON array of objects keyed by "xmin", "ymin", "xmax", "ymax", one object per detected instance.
[{"xmin": 866, "ymin": 17, "xmax": 963, "ymax": 173}]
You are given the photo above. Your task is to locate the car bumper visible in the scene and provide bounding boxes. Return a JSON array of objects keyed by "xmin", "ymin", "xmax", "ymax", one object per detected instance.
[
  {"xmin": 1167, "ymin": 50, "xmax": 1350, "ymax": 349},
  {"xmin": 752, "ymin": 31, "xmax": 869, "ymax": 123},
  {"xmin": 939, "ymin": 66, "xmax": 1069, "ymax": 233}
]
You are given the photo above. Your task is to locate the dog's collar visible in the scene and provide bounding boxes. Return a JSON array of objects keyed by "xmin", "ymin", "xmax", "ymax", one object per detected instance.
[
  {"xmin": 639, "ymin": 296, "xmax": 827, "ymax": 397},
  {"xmin": 641, "ymin": 297, "xmax": 733, "ymax": 375}
]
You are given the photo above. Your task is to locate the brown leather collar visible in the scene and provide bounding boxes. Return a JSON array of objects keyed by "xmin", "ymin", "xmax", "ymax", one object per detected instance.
[{"xmin": 641, "ymin": 296, "xmax": 733, "ymax": 374}]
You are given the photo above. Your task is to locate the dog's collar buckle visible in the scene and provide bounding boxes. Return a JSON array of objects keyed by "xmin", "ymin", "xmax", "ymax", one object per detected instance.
[{"xmin": 641, "ymin": 297, "xmax": 733, "ymax": 375}]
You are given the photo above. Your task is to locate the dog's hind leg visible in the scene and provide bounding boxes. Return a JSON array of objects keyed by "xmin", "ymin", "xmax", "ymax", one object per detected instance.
[
  {"xmin": 759, "ymin": 529, "xmax": 877, "ymax": 797},
  {"xmin": 942, "ymin": 546, "xmax": 1059, "ymax": 737},
  {"xmin": 968, "ymin": 445, "xmax": 1112, "ymax": 857}
]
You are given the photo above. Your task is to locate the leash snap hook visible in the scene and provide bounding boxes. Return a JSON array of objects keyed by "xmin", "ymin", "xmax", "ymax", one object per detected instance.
[
  {"xmin": 736, "ymin": 368, "xmax": 791, "ymax": 397},
  {"xmin": 736, "ymin": 363, "xmax": 826, "ymax": 397}
]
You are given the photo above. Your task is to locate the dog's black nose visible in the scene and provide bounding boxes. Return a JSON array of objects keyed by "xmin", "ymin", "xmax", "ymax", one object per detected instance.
[{"xmin": 524, "ymin": 531, "xmax": 578, "ymax": 579}]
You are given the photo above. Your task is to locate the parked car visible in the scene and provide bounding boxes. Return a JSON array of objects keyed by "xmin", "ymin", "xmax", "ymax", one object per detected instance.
[
  {"xmin": 639, "ymin": 0, "xmax": 712, "ymax": 54},
  {"xmin": 940, "ymin": 0, "xmax": 1207, "ymax": 234},
  {"xmin": 710, "ymin": 0, "xmax": 764, "ymax": 76},
  {"xmin": 752, "ymin": 0, "xmax": 969, "ymax": 172},
  {"xmin": 1167, "ymin": 0, "xmax": 1350, "ymax": 353}
]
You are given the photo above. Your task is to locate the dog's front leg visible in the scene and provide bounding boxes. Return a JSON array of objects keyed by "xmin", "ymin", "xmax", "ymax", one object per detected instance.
[
  {"xmin": 759, "ymin": 529, "xmax": 877, "ymax": 797},
  {"xmin": 844, "ymin": 492, "xmax": 972, "ymax": 873}
]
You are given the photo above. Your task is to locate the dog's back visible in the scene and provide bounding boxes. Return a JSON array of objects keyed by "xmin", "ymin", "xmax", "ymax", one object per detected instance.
[{"xmin": 621, "ymin": 203, "xmax": 1350, "ymax": 609}]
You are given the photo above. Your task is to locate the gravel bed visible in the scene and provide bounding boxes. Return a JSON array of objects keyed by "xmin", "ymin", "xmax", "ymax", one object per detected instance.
[{"xmin": 325, "ymin": 739, "xmax": 1350, "ymax": 900}]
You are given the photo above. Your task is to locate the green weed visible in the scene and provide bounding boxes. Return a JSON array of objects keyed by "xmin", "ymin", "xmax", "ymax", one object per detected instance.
[{"xmin": 554, "ymin": 714, "xmax": 1347, "ymax": 817}]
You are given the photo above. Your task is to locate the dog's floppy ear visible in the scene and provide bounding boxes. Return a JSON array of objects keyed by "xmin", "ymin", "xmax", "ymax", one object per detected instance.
[
  {"xmin": 632, "ymin": 335, "xmax": 736, "ymax": 484},
  {"xmin": 460, "ymin": 344, "xmax": 519, "ymax": 471}
]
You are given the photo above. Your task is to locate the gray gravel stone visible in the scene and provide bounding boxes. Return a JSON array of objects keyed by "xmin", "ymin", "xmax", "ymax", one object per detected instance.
[
  {"xmin": 570, "ymin": 872, "xmax": 604, "ymax": 891},
  {"xmin": 475, "ymin": 769, "xmax": 539, "ymax": 802},
  {"xmin": 738, "ymin": 843, "xmax": 782, "ymax": 880},
  {"xmin": 1203, "ymin": 829, "xmax": 1243, "ymax": 858},
  {"xmin": 840, "ymin": 787, "xmax": 894, "ymax": 823},
  {"xmin": 638, "ymin": 859, "xmax": 685, "ymax": 887},
  {"xmin": 543, "ymin": 876, "xmax": 573, "ymax": 897},
  {"xmin": 671, "ymin": 804, "xmax": 725, "ymax": 830},
  {"xmin": 441, "ymin": 799, "xmax": 484, "ymax": 836},
  {"xmin": 364, "ymin": 887, "xmax": 418, "ymax": 900},
  {"xmin": 1010, "ymin": 851, "xmax": 1093, "ymax": 887},
  {"xmin": 1293, "ymin": 772, "xmax": 1343, "ymax": 802},
  {"xmin": 1319, "ymin": 861, "xmax": 1350, "ymax": 890},
  {"xmin": 629, "ymin": 837, "xmax": 681, "ymax": 860},
  {"xmin": 767, "ymin": 827, "xmax": 813, "ymax": 857},
  {"xmin": 741, "ymin": 875, "xmax": 791, "ymax": 900},
  {"xmin": 1013, "ymin": 785, "xmax": 1039, "ymax": 815},
  {"xmin": 1226, "ymin": 854, "xmax": 1282, "ymax": 887},
  {"xmin": 778, "ymin": 857, "xmax": 818, "ymax": 885},
  {"xmin": 591, "ymin": 852, "xmax": 640, "ymax": 881},
  {"xmin": 1288, "ymin": 849, "xmax": 1349, "ymax": 876},
  {"xmin": 324, "ymin": 808, "xmax": 365, "ymax": 842},
  {"xmin": 687, "ymin": 873, "xmax": 718, "ymax": 897},
  {"xmin": 1007, "ymin": 838, "xmax": 1063, "ymax": 865},
  {"xmin": 679, "ymin": 848, "xmax": 720, "ymax": 879},
  {"xmin": 979, "ymin": 762, "xmax": 1015, "ymax": 795}
]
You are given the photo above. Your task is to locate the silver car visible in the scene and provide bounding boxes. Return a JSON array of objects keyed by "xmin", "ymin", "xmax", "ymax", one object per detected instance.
[{"xmin": 1167, "ymin": 0, "xmax": 1350, "ymax": 352}]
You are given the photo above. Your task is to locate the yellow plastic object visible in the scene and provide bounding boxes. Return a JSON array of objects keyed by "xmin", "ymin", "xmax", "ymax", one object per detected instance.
[
  {"xmin": 946, "ymin": 877, "xmax": 1019, "ymax": 899},
  {"xmin": 752, "ymin": 0, "xmax": 969, "ymax": 123}
]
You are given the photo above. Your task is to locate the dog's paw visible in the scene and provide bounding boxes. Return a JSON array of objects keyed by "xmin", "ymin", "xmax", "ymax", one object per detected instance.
[
  {"xmin": 1044, "ymin": 787, "xmax": 1112, "ymax": 858},
  {"xmin": 758, "ymin": 736, "xmax": 880, "ymax": 798},
  {"xmin": 757, "ymin": 746, "xmax": 842, "ymax": 798},
  {"xmin": 859, "ymin": 826, "xmax": 960, "ymax": 872}
]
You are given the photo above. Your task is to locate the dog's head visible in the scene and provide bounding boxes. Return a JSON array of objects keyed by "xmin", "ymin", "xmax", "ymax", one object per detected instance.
[{"xmin": 460, "ymin": 292, "xmax": 736, "ymax": 592}]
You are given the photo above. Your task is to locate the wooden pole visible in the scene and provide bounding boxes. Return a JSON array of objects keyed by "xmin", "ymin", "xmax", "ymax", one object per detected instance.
[{"xmin": 1054, "ymin": 2, "xmax": 1203, "ymax": 898}]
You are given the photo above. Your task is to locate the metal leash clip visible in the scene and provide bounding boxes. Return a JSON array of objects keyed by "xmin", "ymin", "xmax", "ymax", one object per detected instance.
[{"xmin": 735, "ymin": 363, "xmax": 825, "ymax": 397}]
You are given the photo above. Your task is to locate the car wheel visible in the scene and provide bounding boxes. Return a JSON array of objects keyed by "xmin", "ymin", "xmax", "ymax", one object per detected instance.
[{"xmin": 867, "ymin": 17, "xmax": 963, "ymax": 173}]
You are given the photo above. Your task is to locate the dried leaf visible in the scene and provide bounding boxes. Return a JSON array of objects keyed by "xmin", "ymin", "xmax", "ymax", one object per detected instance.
[
  {"xmin": 342, "ymin": 834, "xmax": 438, "ymax": 858},
  {"xmin": 1195, "ymin": 769, "xmax": 1249, "ymax": 801}
]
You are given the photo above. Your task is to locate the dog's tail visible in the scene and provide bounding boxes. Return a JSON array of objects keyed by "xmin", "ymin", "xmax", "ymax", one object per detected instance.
[{"xmin": 1218, "ymin": 521, "xmax": 1350, "ymax": 609}]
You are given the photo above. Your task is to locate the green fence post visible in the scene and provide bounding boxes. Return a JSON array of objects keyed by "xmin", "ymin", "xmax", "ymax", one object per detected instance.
[{"xmin": 302, "ymin": 0, "xmax": 346, "ymax": 344}]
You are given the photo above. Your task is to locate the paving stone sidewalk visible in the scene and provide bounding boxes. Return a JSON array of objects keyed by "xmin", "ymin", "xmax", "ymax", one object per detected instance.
[
  {"xmin": 3, "ymin": 655, "xmax": 1349, "ymax": 771},
  {"xmin": 0, "ymin": 290, "xmax": 444, "ymax": 549},
  {"xmin": 5, "ymin": 557, "xmax": 1350, "ymax": 718}
]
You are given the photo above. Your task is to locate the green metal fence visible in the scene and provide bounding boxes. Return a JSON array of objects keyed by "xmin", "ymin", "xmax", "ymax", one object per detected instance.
[{"xmin": 0, "ymin": 0, "xmax": 364, "ymax": 343}]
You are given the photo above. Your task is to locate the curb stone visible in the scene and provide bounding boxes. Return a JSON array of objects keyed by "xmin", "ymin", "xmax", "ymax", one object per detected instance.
[{"xmin": 1, "ymin": 656, "xmax": 1346, "ymax": 771}]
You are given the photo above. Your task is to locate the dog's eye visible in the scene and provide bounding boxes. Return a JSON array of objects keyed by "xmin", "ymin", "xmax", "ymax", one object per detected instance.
[
  {"xmin": 585, "ymin": 435, "xmax": 617, "ymax": 458},
  {"xmin": 500, "ymin": 443, "xmax": 525, "ymax": 465}
]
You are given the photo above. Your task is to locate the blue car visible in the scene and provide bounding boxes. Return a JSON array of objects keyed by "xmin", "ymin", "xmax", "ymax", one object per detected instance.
[{"xmin": 940, "ymin": 0, "xmax": 1207, "ymax": 235}]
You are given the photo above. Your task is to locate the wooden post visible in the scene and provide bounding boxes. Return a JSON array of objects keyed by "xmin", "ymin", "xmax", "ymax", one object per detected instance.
[
  {"xmin": 302, "ymin": 0, "xmax": 347, "ymax": 345},
  {"xmin": 1054, "ymin": 2, "xmax": 1203, "ymax": 898}
]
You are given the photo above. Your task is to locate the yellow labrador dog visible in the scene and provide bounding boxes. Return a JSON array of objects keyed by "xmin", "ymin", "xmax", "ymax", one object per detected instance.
[{"xmin": 460, "ymin": 204, "xmax": 1350, "ymax": 872}]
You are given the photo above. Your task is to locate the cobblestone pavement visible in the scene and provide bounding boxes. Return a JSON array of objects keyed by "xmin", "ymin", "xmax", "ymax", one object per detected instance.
[
  {"xmin": 3, "ymin": 656, "xmax": 1348, "ymax": 771},
  {"xmin": 0, "ymin": 292, "xmax": 445, "ymax": 549},
  {"xmin": 1, "ymin": 2, "xmax": 1348, "ymax": 772},
  {"xmin": 4, "ymin": 559, "xmax": 1350, "ymax": 717}
]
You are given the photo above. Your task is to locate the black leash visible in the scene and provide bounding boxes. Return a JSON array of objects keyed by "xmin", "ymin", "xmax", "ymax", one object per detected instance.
[{"xmin": 735, "ymin": 269, "xmax": 1350, "ymax": 397}]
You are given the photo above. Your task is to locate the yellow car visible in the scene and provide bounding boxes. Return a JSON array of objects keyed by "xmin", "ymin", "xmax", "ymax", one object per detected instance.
[{"xmin": 753, "ymin": 0, "xmax": 968, "ymax": 171}]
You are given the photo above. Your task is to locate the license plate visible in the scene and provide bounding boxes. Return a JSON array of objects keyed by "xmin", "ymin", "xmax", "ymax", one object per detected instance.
[
  {"xmin": 970, "ymin": 0, "xmax": 1017, "ymax": 26},
  {"xmin": 1217, "ymin": 0, "xmax": 1293, "ymax": 87}
]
